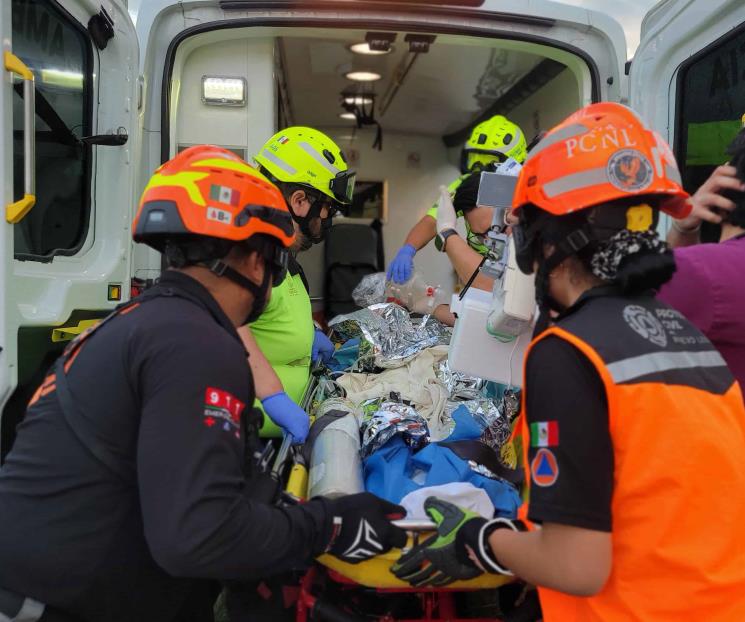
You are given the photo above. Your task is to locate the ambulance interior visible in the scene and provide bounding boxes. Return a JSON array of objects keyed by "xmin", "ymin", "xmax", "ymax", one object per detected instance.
[{"xmin": 166, "ymin": 25, "xmax": 588, "ymax": 315}]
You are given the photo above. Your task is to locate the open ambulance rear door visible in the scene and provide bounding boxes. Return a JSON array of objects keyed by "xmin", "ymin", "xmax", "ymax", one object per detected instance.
[
  {"xmin": 630, "ymin": 0, "xmax": 745, "ymax": 225},
  {"xmin": 0, "ymin": 0, "xmax": 139, "ymax": 459},
  {"xmin": 133, "ymin": 0, "xmax": 627, "ymax": 276}
]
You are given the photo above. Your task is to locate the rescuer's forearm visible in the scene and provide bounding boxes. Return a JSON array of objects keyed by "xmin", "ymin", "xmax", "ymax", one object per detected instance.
[
  {"xmin": 444, "ymin": 234, "xmax": 494, "ymax": 292},
  {"xmin": 237, "ymin": 325, "xmax": 283, "ymax": 399},
  {"xmin": 405, "ymin": 215, "xmax": 438, "ymax": 251},
  {"xmin": 486, "ymin": 522, "xmax": 612, "ymax": 597}
]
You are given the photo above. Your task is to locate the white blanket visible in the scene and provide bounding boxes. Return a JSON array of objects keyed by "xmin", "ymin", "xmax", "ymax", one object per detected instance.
[{"xmin": 337, "ymin": 346, "xmax": 452, "ymax": 440}]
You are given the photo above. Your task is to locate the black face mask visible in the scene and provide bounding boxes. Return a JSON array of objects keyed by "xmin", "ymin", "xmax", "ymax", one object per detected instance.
[{"xmin": 290, "ymin": 192, "xmax": 337, "ymax": 247}]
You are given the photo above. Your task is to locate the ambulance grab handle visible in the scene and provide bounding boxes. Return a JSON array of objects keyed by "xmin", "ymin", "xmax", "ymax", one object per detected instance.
[{"xmin": 4, "ymin": 51, "xmax": 36, "ymax": 224}]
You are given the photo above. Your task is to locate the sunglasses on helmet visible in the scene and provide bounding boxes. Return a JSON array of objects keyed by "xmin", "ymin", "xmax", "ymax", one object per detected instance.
[{"xmin": 329, "ymin": 170, "xmax": 356, "ymax": 205}]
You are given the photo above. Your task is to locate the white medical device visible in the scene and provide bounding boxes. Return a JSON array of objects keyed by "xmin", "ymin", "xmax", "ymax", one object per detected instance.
[{"xmin": 448, "ymin": 167, "xmax": 536, "ymax": 386}]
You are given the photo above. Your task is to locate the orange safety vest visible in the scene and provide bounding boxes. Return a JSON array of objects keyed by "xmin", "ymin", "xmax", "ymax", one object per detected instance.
[{"xmin": 518, "ymin": 292, "xmax": 745, "ymax": 621}]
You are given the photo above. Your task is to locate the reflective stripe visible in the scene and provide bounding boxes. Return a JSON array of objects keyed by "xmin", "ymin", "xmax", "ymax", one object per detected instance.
[
  {"xmin": 298, "ymin": 141, "xmax": 340, "ymax": 176},
  {"xmin": 543, "ymin": 167, "xmax": 608, "ymax": 198},
  {"xmin": 606, "ymin": 350, "xmax": 727, "ymax": 384},
  {"xmin": 259, "ymin": 148, "xmax": 297, "ymax": 176},
  {"xmin": 665, "ymin": 163, "xmax": 682, "ymax": 185},
  {"xmin": 503, "ymin": 128, "xmax": 522, "ymax": 151},
  {"xmin": 527, "ymin": 123, "xmax": 588, "ymax": 159}
]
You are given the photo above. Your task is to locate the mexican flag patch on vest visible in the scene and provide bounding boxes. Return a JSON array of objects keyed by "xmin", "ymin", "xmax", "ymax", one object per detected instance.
[{"xmin": 530, "ymin": 421, "xmax": 559, "ymax": 448}]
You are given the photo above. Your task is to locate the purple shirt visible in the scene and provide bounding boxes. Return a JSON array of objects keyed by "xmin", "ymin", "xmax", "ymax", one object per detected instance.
[{"xmin": 658, "ymin": 236, "xmax": 745, "ymax": 392}]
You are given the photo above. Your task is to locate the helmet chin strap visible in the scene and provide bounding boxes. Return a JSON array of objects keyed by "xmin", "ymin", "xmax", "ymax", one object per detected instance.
[
  {"xmin": 206, "ymin": 260, "xmax": 273, "ymax": 324},
  {"xmin": 289, "ymin": 194, "xmax": 331, "ymax": 246},
  {"xmin": 534, "ymin": 228, "xmax": 593, "ymax": 318}
]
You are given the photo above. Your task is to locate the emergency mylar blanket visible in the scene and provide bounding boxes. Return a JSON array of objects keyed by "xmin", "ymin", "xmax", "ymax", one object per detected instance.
[
  {"xmin": 352, "ymin": 272, "xmax": 387, "ymax": 308},
  {"xmin": 336, "ymin": 346, "xmax": 452, "ymax": 440},
  {"xmin": 329, "ymin": 303, "xmax": 451, "ymax": 370}
]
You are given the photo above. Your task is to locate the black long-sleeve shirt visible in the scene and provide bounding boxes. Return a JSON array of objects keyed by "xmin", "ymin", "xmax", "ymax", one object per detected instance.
[{"xmin": 0, "ymin": 271, "xmax": 329, "ymax": 622}]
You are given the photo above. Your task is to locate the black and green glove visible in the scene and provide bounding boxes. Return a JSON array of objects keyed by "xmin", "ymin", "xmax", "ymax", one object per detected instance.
[
  {"xmin": 391, "ymin": 497, "xmax": 520, "ymax": 587},
  {"xmin": 324, "ymin": 493, "xmax": 407, "ymax": 564},
  {"xmin": 391, "ymin": 497, "xmax": 484, "ymax": 587}
]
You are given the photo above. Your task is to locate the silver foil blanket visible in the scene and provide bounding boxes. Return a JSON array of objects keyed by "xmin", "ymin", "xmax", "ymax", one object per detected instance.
[
  {"xmin": 352, "ymin": 272, "xmax": 387, "ymax": 308},
  {"xmin": 329, "ymin": 303, "xmax": 451, "ymax": 370},
  {"xmin": 359, "ymin": 399, "xmax": 430, "ymax": 459},
  {"xmin": 445, "ymin": 398, "xmax": 512, "ymax": 454},
  {"xmin": 436, "ymin": 359, "xmax": 486, "ymax": 400}
]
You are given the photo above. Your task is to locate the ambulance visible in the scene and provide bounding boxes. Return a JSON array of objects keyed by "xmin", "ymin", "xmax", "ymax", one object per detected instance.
[{"xmin": 1, "ymin": 0, "xmax": 743, "ymax": 458}]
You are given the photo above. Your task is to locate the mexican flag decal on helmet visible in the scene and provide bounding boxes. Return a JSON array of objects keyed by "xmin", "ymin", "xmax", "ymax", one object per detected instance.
[{"xmin": 210, "ymin": 184, "xmax": 240, "ymax": 207}]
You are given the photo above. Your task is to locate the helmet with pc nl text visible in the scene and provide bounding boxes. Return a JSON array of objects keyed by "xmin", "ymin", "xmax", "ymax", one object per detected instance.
[{"xmin": 510, "ymin": 102, "xmax": 691, "ymax": 309}]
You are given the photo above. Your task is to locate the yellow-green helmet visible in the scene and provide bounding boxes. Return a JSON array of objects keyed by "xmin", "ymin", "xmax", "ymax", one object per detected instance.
[
  {"xmin": 464, "ymin": 115, "xmax": 527, "ymax": 170},
  {"xmin": 254, "ymin": 127, "xmax": 356, "ymax": 205}
]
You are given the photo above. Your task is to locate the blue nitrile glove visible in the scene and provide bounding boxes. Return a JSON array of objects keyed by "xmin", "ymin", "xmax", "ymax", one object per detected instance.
[
  {"xmin": 261, "ymin": 392, "xmax": 310, "ymax": 443},
  {"xmin": 387, "ymin": 244, "xmax": 416, "ymax": 284},
  {"xmin": 312, "ymin": 329, "xmax": 335, "ymax": 364}
]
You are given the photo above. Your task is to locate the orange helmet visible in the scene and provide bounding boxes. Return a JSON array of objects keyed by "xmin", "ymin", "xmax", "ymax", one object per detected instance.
[
  {"xmin": 512, "ymin": 102, "xmax": 691, "ymax": 219},
  {"xmin": 133, "ymin": 145, "xmax": 295, "ymax": 251}
]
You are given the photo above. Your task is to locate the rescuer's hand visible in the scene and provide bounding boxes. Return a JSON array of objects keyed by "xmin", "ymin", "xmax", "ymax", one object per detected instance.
[
  {"xmin": 436, "ymin": 185, "xmax": 458, "ymax": 234},
  {"xmin": 387, "ymin": 244, "xmax": 416, "ymax": 284},
  {"xmin": 392, "ymin": 497, "xmax": 522, "ymax": 587},
  {"xmin": 311, "ymin": 329, "xmax": 335, "ymax": 364},
  {"xmin": 324, "ymin": 493, "xmax": 407, "ymax": 564},
  {"xmin": 676, "ymin": 165, "xmax": 745, "ymax": 230},
  {"xmin": 391, "ymin": 497, "xmax": 484, "ymax": 586},
  {"xmin": 261, "ymin": 392, "xmax": 310, "ymax": 443}
]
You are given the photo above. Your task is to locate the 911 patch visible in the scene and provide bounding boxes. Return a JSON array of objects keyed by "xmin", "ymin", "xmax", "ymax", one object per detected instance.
[{"xmin": 203, "ymin": 387, "xmax": 245, "ymax": 438}]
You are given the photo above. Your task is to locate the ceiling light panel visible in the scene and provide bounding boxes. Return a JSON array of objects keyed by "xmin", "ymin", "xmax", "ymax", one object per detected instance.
[
  {"xmin": 201, "ymin": 76, "xmax": 247, "ymax": 106},
  {"xmin": 350, "ymin": 42, "xmax": 391, "ymax": 56},
  {"xmin": 344, "ymin": 95, "xmax": 374, "ymax": 105},
  {"xmin": 345, "ymin": 71, "xmax": 382, "ymax": 82}
]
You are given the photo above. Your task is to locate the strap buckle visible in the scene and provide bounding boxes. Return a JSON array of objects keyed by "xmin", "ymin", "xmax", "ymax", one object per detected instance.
[{"xmin": 563, "ymin": 229, "xmax": 591, "ymax": 252}]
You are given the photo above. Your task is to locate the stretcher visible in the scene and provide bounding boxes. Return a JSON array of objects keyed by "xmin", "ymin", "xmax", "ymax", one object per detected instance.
[{"xmin": 271, "ymin": 365, "xmax": 535, "ymax": 622}]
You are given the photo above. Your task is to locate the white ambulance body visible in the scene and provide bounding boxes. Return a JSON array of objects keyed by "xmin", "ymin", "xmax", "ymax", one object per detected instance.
[{"xmin": 0, "ymin": 0, "xmax": 743, "ymax": 457}]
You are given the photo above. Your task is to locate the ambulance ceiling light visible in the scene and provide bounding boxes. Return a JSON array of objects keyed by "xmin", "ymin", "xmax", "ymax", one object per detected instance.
[
  {"xmin": 339, "ymin": 112, "xmax": 357, "ymax": 120},
  {"xmin": 345, "ymin": 71, "xmax": 382, "ymax": 82},
  {"xmin": 344, "ymin": 95, "xmax": 374, "ymax": 106},
  {"xmin": 201, "ymin": 75, "xmax": 247, "ymax": 106},
  {"xmin": 350, "ymin": 42, "xmax": 392, "ymax": 56}
]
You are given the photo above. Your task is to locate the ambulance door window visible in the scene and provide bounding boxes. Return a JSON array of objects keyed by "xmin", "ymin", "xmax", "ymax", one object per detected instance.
[
  {"xmin": 676, "ymin": 24, "xmax": 745, "ymax": 194},
  {"xmin": 11, "ymin": 0, "xmax": 92, "ymax": 260}
]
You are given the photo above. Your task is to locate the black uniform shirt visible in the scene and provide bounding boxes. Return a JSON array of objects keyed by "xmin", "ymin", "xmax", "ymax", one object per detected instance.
[
  {"xmin": 524, "ymin": 335, "xmax": 614, "ymax": 532},
  {"xmin": 0, "ymin": 271, "xmax": 329, "ymax": 622}
]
